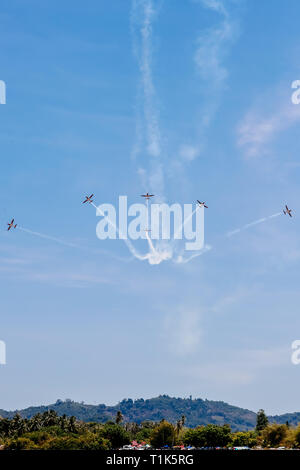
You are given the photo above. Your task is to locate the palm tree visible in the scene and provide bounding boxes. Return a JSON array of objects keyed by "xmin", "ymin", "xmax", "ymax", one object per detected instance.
[
  {"xmin": 115, "ymin": 411, "xmax": 123, "ymax": 425},
  {"xmin": 59, "ymin": 414, "xmax": 68, "ymax": 431},
  {"xmin": 68, "ymin": 416, "xmax": 77, "ymax": 433},
  {"xmin": 29, "ymin": 413, "xmax": 43, "ymax": 431},
  {"xmin": 174, "ymin": 415, "xmax": 186, "ymax": 445},
  {"xmin": 11, "ymin": 413, "xmax": 27, "ymax": 436}
]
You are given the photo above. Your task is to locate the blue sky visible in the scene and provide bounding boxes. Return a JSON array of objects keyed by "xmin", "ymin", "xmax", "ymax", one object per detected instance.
[{"xmin": 1, "ymin": 0, "xmax": 300, "ymax": 415}]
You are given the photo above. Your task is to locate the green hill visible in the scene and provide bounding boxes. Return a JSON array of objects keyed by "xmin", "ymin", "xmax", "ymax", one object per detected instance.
[{"xmin": 0, "ymin": 395, "xmax": 298, "ymax": 431}]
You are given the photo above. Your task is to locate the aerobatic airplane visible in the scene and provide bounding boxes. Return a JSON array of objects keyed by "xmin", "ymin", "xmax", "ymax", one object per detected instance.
[
  {"xmin": 141, "ymin": 193, "xmax": 154, "ymax": 200},
  {"xmin": 283, "ymin": 205, "xmax": 292, "ymax": 217},
  {"xmin": 82, "ymin": 194, "xmax": 94, "ymax": 204},
  {"xmin": 197, "ymin": 200, "xmax": 208, "ymax": 208},
  {"xmin": 7, "ymin": 219, "xmax": 17, "ymax": 231}
]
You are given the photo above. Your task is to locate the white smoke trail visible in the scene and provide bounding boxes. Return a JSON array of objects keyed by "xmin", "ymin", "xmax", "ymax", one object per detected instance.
[
  {"xmin": 18, "ymin": 226, "xmax": 78, "ymax": 248},
  {"xmin": 226, "ymin": 212, "xmax": 283, "ymax": 238},
  {"xmin": 226, "ymin": 228, "xmax": 240, "ymax": 237},
  {"xmin": 269, "ymin": 212, "xmax": 282, "ymax": 219},
  {"xmin": 131, "ymin": 1, "xmax": 172, "ymax": 263},
  {"xmin": 144, "ymin": 228, "xmax": 173, "ymax": 265},
  {"xmin": 175, "ymin": 210, "xmax": 283, "ymax": 263},
  {"xmin": 174, "ymin": 244, "xmax": 212, "ymax": 264},
  {"xmin": 172, "ymin": 205, "xmax": 205, "ymax": 251},
  {"xmin": 173, "ymin": 206, "xmax": 199, "ymax": 243},
  {"xmin": 91, "ymin": 201, "xmax": 149, "ymax": 261},
  {"xmin": 144, "ymin": 198, "xmax": 157, "ymax": 254},
  {"xmin": 17, "ymin": 226, "xmax": 131, "ymax": 263},
  {"xmin": 14, "ymin": 208, "xmax": 286, "ymax": 267},
  {"xmin": 131, "ymin": 0, "xmax": 196, "ymax": 265},
  {"xmin": 129, "ymin": 1, "xmax": 214, "ymax": 265},
  {"xmin": 117, "ymin": 2, "xmax": 279, "ymax": 266},
  {"xmin": 244, "ymin": 218, "xmax": 267, "ymax": 229},
  {"xmin": 131, "ymin": 0, "xmax": 164, "ymax": 195},
  {"xmin": 14, "ymin": 220, "xmax": 175, "ymax": 267}
]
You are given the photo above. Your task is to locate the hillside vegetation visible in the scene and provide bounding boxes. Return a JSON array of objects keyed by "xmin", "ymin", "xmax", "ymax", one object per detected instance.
[{"xmin": 0, "ymin": 395, "xmax": 295, "ymax": 431}]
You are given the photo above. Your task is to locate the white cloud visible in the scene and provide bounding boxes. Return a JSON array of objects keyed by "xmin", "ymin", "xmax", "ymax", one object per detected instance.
[
  {"xmin": 179, "ymin": 144, "xmax": 200, "ymax": 162},
  {"xmin": 211, "ymin": 288, "xmax": 250, "ymax": 314},
  {"xmin": 183, "ymin": 0, "xmax": 241, "ymax": 162},
  {"xmin": 194, "ymin": 0, "xmax": 239, "ymax": 88},
  {"xmin": 164, "ymin": 308, "xmax": 202, "ymax": 356},
  {"xmin": 183, "ymin": 346, "xmax": 290, "ymax": 386},
  {"xmin": 237, "ymin": 100, "xmax": 300, "ymax": 158}
]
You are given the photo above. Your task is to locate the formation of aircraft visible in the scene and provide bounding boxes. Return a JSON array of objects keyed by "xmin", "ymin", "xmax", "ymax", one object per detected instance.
[
  {"xmin": 82, "ymin": 194, "xmax": 94, "ymax": 204},
  {"xmin": 283, "ymin": 205, "xmax": 292, "ymax": 217},
  {"xmin": 197, "ymin": 200, "xmax": 208, "ymax": 209},
  {"xmin": 6, "ymin": 194, "xmax": 294, "ymax": 239},
  {"xmin": 82, "ymin": 193, "xmax": 295, "ymax": 223},
  {"xmin": 141, "ymin": 193, "xmax": 154, "ymax": 200},
  {"xmin": 7, "ymin": 219, "xmax": 17, "ymax": 231}
]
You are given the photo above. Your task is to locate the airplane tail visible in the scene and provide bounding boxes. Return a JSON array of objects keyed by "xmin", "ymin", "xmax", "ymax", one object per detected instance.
[{"xmin": 14, "ymin": 224, "xmax": 17, "ymax": 228}]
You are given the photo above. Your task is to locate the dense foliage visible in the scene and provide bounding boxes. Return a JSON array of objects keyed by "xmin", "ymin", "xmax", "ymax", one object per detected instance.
[
  {"xmin": 1, "ymin": 408, "xmax": 300, "ymax": 450},
  {"xmin": 183, "ymin": 424, "xmax": 231, "ymax": 448}
]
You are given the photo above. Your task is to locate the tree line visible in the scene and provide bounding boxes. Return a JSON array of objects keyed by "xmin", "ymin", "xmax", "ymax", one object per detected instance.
[{"xmin": 0, "ymin": 408, "xmax": 300, "ymax": 450}]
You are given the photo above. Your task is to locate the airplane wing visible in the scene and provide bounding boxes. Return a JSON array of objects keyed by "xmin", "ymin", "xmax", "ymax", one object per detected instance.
[
  {"xmin": 289, "ymin": 212, "xmax": 292, "ymax": 217},
  {"xmin": 204, "ymin": 205, "xmax": 208, "ymax": 208},
  {"xmin": 7, "ymin": 226, "xmax": 11, "ymax": 231},
  {"xmin": 286, "ymin": 205, "xmax": 289, "ymax": 210},
  {"xmin": 89, "ymin": 194, "xmax": 94, "ymax": 198}
]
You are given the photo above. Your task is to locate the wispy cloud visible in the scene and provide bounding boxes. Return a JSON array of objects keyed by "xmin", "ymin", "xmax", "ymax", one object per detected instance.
[
  {"xmin": 211, "ymin": 287, "xmax": 250, "ymax": 314},
  {"xmin": 173, "ymin": 0, "xmax": 240, "ymax": 165},
  {"xmin": 164, "ymin": 308, "xmax": 202, "ymax": 356},
  {"xmin": 179, "ymin": 144, "xmax": 200, "ymax": 162},
  {"xmin": 194, "ymin": 0, "xmax": 238, "ymax": 86},
  {"xmin": 192, "ymin": 0, "xmax": 240, "ymax": 137},
  {"xmin": 183, "ymin": 346, "xmax": 290, "ymax": 386},
  {"xmin": 25, "ymin": 271, "xmax": 114, "ymax": 287},
  {"xmin": 237, "ymin": 100, "xmax": 300, "ymax": 158}
]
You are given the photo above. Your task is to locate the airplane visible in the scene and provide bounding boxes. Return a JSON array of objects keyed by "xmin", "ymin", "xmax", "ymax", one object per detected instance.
[
  {"xmin": 82, "ymin": 194, "xmax": 94, "ymax": 204},
  {"xmin": 283, "ymin": 205, "xmax": 292, "ymax": 217},
  {"xmin": 197, "ymin": 200, "xmax": 208, "ymax": 208},
  {"xmin": 141, "ymin": 193, "xmax": 154, "ymax": 200},
  {"xmin": 7, "ymin": 219, "xmax": 17, "ymax": 231}
]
